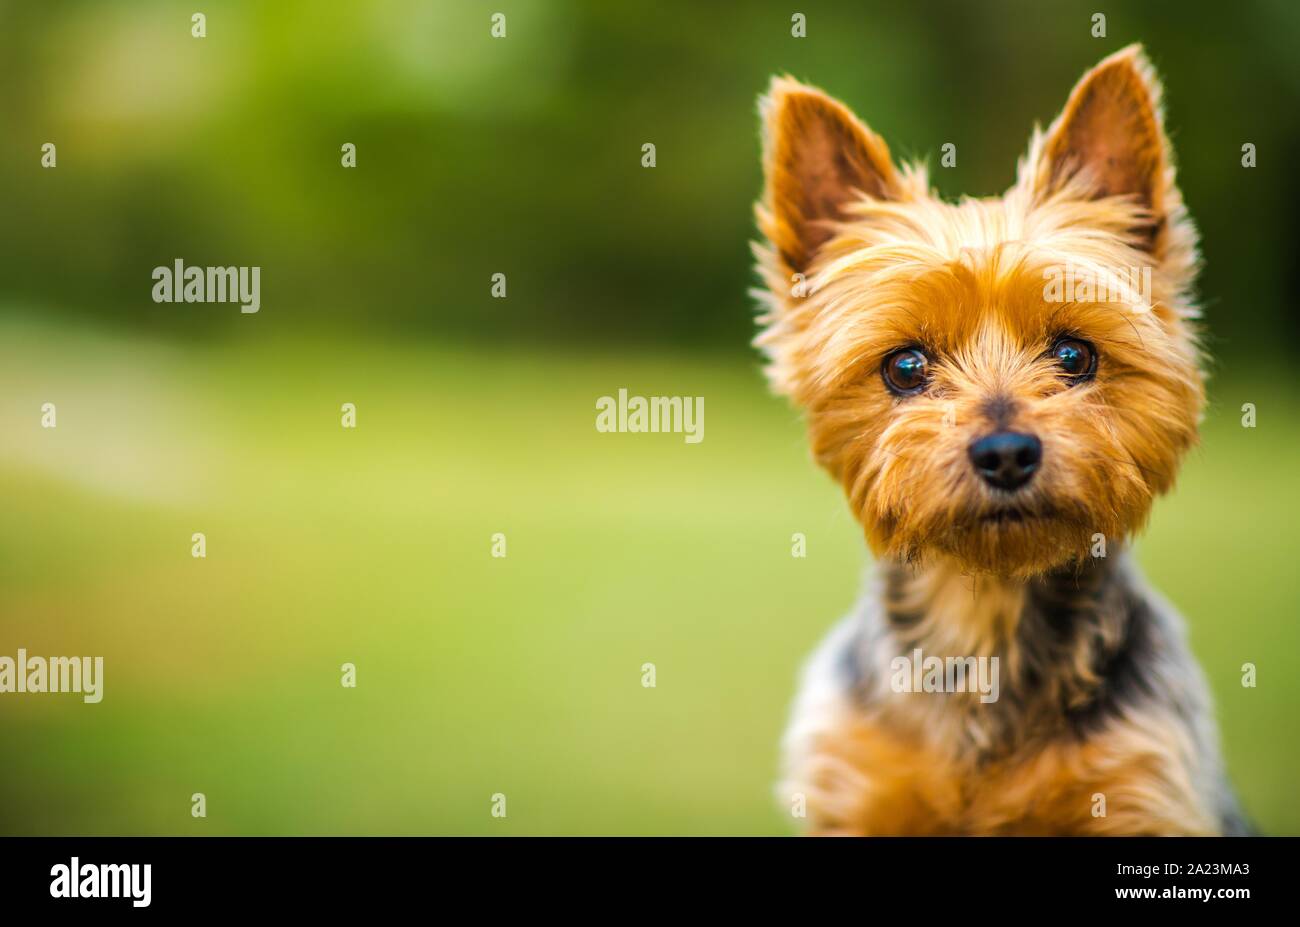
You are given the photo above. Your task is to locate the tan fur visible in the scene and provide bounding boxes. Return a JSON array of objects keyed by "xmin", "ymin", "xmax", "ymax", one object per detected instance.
[
  {"xmin": 754, "ymin": 44, "xmax": 1203, "ymax": 579},
  {"xmin": 791, "ymin": 701, "xmax": 1217, "ymax": 835},
  {"xmin": 758, "ymin": 47, "xmax": 1238, "ymax": 835}
]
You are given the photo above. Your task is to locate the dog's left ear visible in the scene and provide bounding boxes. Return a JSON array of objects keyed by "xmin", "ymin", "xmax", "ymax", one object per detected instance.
[
  {"xmin": 1033, "ymin": 44, "xmax": 1174, "ymax": 252},
  {"xmin": 758, "ymin": 77, "xmax": 901, "ymax": 274}
]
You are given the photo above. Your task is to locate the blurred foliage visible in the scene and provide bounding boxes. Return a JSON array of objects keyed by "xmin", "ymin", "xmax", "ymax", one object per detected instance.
[
  {"xmin": 0, "ymin": 0, "xmax": 1297, "ymax": 355},
  {"xmin": 1, "ymin": 1, "xmax": 1298, "ymax": 836}
]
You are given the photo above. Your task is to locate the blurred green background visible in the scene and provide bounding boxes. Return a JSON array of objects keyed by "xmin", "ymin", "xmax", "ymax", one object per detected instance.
[{"xmin": 1, "ymin": 0, "xmax": 1297, "ymax": 834}]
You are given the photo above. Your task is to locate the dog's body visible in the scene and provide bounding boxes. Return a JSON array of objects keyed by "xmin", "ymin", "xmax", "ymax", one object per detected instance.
[
  {"xmin": 782, "ymin": 555, "xmax": 1247, "ymax": 835},
  {"xmin": 754, "ymin": 46, "xmax": 1245, "ymax": 835}
]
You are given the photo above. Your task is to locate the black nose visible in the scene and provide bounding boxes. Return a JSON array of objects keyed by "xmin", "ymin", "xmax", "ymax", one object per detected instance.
[{"xmin": 968, "ymin": 432, "xmax": 1042, "ymax": 491}]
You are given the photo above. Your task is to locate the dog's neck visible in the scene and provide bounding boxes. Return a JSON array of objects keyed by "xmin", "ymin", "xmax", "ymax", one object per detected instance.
[
  {"xmin": 876, "ymin": 552, "xmax": 1137, "ymax": 753},
  {"xmin": 881, "ymin": 553, "xmax": 1124, "ymax": 651}
]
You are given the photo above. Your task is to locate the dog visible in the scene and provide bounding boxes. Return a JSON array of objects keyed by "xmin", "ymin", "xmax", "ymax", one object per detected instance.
[{"xmin": 753, "ymin": 45, "xmax": 1247, "ymax": 835}]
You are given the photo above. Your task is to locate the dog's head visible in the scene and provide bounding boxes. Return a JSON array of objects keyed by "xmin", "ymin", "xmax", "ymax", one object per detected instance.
[{"xmin": 754, "ymin": 45, "xmax": 1204, "ymax": 579}]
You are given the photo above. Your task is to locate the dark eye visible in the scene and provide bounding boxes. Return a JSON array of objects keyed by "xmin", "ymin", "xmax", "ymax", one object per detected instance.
[
  {"xmin": 882, "ymin": 348, "xmax": 930, "ymax": 395},
  {"xmin": 1050, "ymin": 338, "xmax": 1097, "ymax": 382}
]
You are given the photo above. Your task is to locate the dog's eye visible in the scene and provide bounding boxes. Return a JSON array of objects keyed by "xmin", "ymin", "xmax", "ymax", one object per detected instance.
[
  {"xmin": 882, "ymin": 348, "xmax": 930, "ymax": 395},
  {"xmin": 1050, "ymin": 338, "xmax": 1097, "ymax": 382}
]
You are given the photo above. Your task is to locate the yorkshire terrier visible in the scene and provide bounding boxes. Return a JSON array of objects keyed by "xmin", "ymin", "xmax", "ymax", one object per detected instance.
[{"xmin": 754, "ymin": 45, "xmax": 1247, "ymax": 835}]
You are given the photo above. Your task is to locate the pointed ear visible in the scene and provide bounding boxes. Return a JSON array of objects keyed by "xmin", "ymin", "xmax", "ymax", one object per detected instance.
[
  {"xmin": 758, "ymin": 77, "xmax": 901, "ymax": 273},
  {"xmin": 1034, "ymin": 44, "xmax": 1173, "ymax": 250}
]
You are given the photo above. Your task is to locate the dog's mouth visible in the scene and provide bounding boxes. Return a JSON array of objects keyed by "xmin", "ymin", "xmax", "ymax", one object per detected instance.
[
  {"xmin": 977, "ymin": 505, "xmax": 1054, "ymax": 526},
  {"xmin": 929, "ymin": 501, "xmax": 1084, "ymax": 574},
  {"xmin": 982, "ymin": 509, "xmax": 1032, "ymax": 524}
]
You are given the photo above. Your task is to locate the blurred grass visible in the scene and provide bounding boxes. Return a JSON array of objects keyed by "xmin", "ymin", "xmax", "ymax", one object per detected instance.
[{"xmin": 0, "ymin": 315, "xmax": 1297, "ymax": 834}]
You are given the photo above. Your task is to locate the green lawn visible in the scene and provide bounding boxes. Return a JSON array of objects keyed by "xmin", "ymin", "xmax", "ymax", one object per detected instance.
[{"xmin": 1, "ymin": 316, "xmax": 1296, "ymax": 834}]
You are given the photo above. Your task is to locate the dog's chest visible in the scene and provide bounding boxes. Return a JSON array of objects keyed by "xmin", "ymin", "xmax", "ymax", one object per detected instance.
[
  {"xmin": 797, "ymin": 703, "xmax": 1213, "ymax": 835},
  {"xmin": 804, "ymin": 715, "xmax": 1087, "ymax": 834}
]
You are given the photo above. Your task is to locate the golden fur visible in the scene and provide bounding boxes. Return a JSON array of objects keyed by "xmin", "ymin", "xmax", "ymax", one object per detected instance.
[
  {"xmin": 756, "ymin": 46, "xmax": 1243, "ymax": 835},
  {"xmin": 755, "ymin": 45, "xmax": 1203, "ymax": 579},
  {"xmin": 793, "ymin": 706, "xmax": 1217, "ymax": 836}
]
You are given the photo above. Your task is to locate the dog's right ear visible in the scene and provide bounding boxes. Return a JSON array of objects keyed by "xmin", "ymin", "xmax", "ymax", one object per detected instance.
[
  {"xmin": 758, "ymin": 77, "xmax": 900, "ymax": 274},
  {"xmin": 1030, "ymin": 44, "xmax": 1175, "ymax": 253}
]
